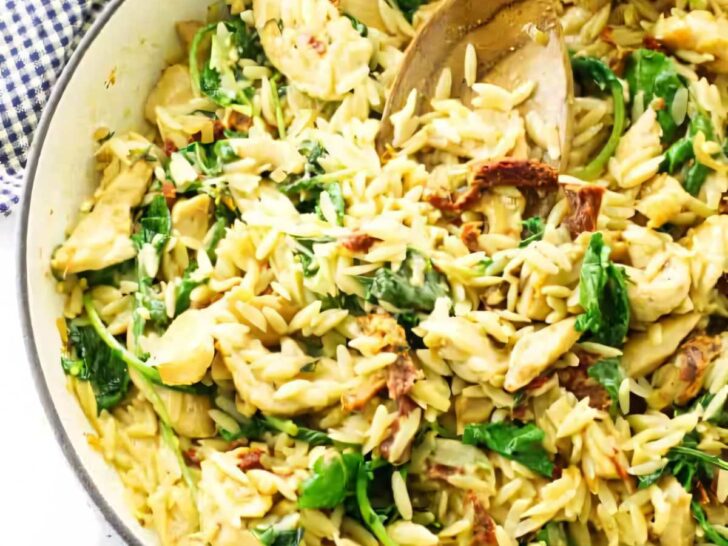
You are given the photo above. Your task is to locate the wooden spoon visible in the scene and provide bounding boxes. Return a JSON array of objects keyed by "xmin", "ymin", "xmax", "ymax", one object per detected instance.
[{"xmin": 376, "ymin": 0, "xmax": 574, "ymax": 170}]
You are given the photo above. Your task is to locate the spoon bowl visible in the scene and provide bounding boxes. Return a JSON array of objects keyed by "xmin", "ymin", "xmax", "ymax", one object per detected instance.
[{"xmin": 377, "ymin": 0, "xmax": 574, "ymax": 169}]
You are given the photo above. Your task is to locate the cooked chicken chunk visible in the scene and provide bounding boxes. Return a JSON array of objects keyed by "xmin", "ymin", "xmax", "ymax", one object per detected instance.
[
  {"xmin": 144, "ymin": 64, "xmax": 194, "ymax": 124},
  {"xmin": 52, "ymin": 160, "xmax": 152, "ymax": 274},
  {"xmin": 505, "ymin": 317, "xmax": 580, "ymax": 392},
  {"xmin": 621, "ymin": 313, "xmax": 701, "ymax": 378},
  {"xmin": 172, "ymin": 193, "xmax": 212, "ymax": 249},
  {"xmin": 627, "ymin": 256, "xmax": 692, "ymax": 323}
]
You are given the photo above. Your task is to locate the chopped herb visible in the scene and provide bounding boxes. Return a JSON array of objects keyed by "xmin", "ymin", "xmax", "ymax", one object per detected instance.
[
  {"xmin": 575, "ymin": 232, "xmax": 630, "ymax": 348},
  {"xmin": 177, "ymin": 140, "xmax": 239, "ymax": 177},
  {"xmin": 79, "ymin": 259, "xmax": 134, "ymax": 287},
  {"xmin": 570, "ymin": 55, "xmax": 626, "ymax": 180},
  {"xmin": 174, "ymin": 264, "xmax": 204, "ymax": 316},
  {"xmin": 462, "ymin": 421, "xmax": 554, "ymax": 477},
  {"xmin": 206, "ymin": 199, "xmax": 237, "ymax": 262},
  {"xmin": 587, "ymin": 358, "xmax": 624, "ymax": 414},
  {"xmin": 692, "ymin": 501, "xmax": 728, "ymax": 546},
  {"xmin": 316, "ymin": 182, "xmax": 346, "ymax": 225},
  {"xmin": 519, "ymin": 216, "xmax": 545, "ymax": 248},
  {"xmin": 625, "ymin": 48, "xmax": 687, "ymax": 142}
]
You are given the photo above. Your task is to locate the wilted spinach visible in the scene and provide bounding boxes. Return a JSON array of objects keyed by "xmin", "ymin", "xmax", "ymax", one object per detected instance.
[
  {"xmin": 462, "ymin": 421, "xmax": 554, "ymax": 477},
  {"xmin": 252, "ymin": 528, "xmax": 304, "ymax": 546},
  {"xmin": 574, "ymin": 232, "xmax": 630, "ymax": 348},
  {"xmin": 625, "ymin": 48, "xmax": 686, "ymax": 142},
  {"xmin": 519, "ymin": 216, "xmax": 545, "ymax": 248},
  {"xmin": 587, "ymin": 358, "xmax": 624, "ymax": 414}
]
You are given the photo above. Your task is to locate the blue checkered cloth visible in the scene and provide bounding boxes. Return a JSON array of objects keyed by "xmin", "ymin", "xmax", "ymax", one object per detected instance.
[{"xmin": 0, "ymin": 0, "xmax": 108, "ymax": 216}]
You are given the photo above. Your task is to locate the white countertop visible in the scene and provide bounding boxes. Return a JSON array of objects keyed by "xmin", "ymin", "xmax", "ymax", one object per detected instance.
[{"xmin": 2, "ymin": 213, "xmax": 125, "ymax": 545}]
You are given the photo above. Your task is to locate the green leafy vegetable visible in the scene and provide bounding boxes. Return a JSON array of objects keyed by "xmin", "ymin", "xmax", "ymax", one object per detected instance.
[
  {"xmin": 189, "ymin": 19, "xmax": 265, "ymax": 107},
  {"xmin": 175, "ymin": 264, "xmax": 204, "ymax": 316},
  {"xmin": 298, "ymin": 452, "xmax": 361, "ymax": 509},
  {"xmin": 587, "ymin": 358, "xmax": 624, "ymax": 414},
  {"xmin": 355, "ymin": 461, "xmax": 399, "ymax": 546},
  {"xmin": 293, "ymin": 237, "xmax": 335, "ymax": 277},
  {"xmin": 62, "ymin": 322, "xmax": 130, "ymax": 412},
  {"xmin": 691, "ymin": 501, "xmax": 728, "ymax": 546},
  {"xmin": 358, "ymin": 250, "xmax": 448, "ymax": 313},
  {"xmin": 206, "ymin": 200, "xmax": 237, "ymax": 262},
  {"xmin": 79, "ymin": 259, "xmax": 134, "ymax": 287},
  {"xmin": 295, "ymin": 427, "xmax": 335, "ymax": 447},
  {"xmin": 570, "ymin": 55, "xmax": 626, "ymax": 180},
  {"xmin": 462, "ymin": 422, "xmax": 554, "ymax": 477},
  {"xmin": 253, "ymin": 527, "xmax": 304, "ymax": 546},
  {"xmin": 397, "ymin": 312, "xmax": 425, "ymax": 350},
  {"xmin": 661, "ymin": 112, "xmax": 718, "ymax": 196},
  {"xmin": 132, "ymin": 195, "xmax": 171, "ymax": 252},
  {"xmin": 177, "ymin": 140, "xmax": 239, "ymax": 177},
  {"xmin": 625, "ymin": 48, "xmax": 687, "ymax": 142},
  {"xmin": 534, "ymin": 522, "xmax": 573, "ymax": 546},
  {"xmin": 393, "ymin": 0, "xmax": 425, "ymax": 22},
  {"xmin": 344, "ymin": 14, "xmax": 368, "ymax": 37},
  {"xmin": 316, "ymin": 183, "xmax": 346, "ymax": 225},
  {"xmin": 519, "ymin": 216, "xmax": 545, "ymax": 248},
  {"xmin": 574, "ymin": 232, "xmax": 630, "ymax": 348},
  {"xmin": 320, "ymin": 292, "xmax": 364, "ymax": 315}
]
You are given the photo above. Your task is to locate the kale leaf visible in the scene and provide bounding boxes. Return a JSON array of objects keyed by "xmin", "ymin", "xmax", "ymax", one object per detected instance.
[
  {"xmin": 519, "ymin": 216, "xmax": 545, "ymax": 248},
  {"xmin": 587, "ymin": 358, "xmax": 624, "ymax": 414},
  {"xmin": 63, "ymin": 322, "xmax": 130, "ymax": 412},
  {"xmin": 462, "ymin": 421, "xmax": 554, "ymax": 477},
  {"xmin": 575, "ymin": 232, "xmax": 630, "ymax": 348},
  {"xmin": 570, "ymin": 55, "xmax": 626, "ymax": 180},
  {"xmin": 358, "ymin": 250, "xmax": 449, "ymax": 313},
  {"xmin": 625, "ymin": 49, "xmax": 687, "ymax": 142}
]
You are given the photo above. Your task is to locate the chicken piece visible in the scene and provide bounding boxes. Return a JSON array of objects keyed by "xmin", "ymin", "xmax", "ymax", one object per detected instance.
[
  {"xmin": 149, "ymin": 309, "xmax": 215, "ymax": 385},
  {"xmin": 172, "ymin": 193, "xmax": 212, "ymax": 249},
  {"xmin": 144, "ymin": 65, "xmax": 194, "ymax": 125},
  {"xmin": 562, "ymin": 184, "xmax": 605, "ymax": 237},
  {"xmin": 254, "ymin": 0, "xmax": 373, "ymax": 100},
  {"xmin": 155, "ymin": 386, "xmax": 216, "ymax": 438},
  {"xmin": 627, "ymin": 255, "xmax": 692, "ymax": 323},
  {"xmin": 660, "ymin": 477, "xmax": 695, "ymax": 546},
  {"xmin": 649, "ymin": 335, "xmax": 721, "ymax": 409},
  {"xmin": 52, "ymin": 161, "xmax": 152, "ymax": 274},
  {"xmin": 654, "ymin": 10, "xmax": 728, "ymax": 73},
  {"xmin": 684, "ymin": 215, "xmax": 728, "ymax": 308},
  {"xmin": 504, "ymin": 317, "xmax": 580, "ymax": 392},
  {"xmin": 426, "ymin": 159, "xmax": 558, "ymax": 214},
  {"xmin": 621, "ymin": 313, "xmax": 701, "ymax": 378}
]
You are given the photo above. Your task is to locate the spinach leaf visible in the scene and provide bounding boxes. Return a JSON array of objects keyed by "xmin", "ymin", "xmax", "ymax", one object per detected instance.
[
  {"xmin": 132, "ymin": 195, "xmax": 171, "ymax": 252},
  {"xmin": 177, "ymin": 141, "xmax": 239, "ymax": 177},
  {"xmin": 295, "ymin": 427, "xmax": 335, "ymax": 447},
  {"xmin": 695, "ymin": 393, "xmax": 728, "ymax": 427},
  {"xmin": 462, "ymin": 421, "xmax": 554, "ymax": 477},
  {"xmin": 570, "ymin": 55, "xmax": 626, "ymax": 180},
  {"xmin": 625, "ymin": 49, "xmax": 687, "ymax": 142},
  {"xmin": 207, "ymin": 199, "xmax": 237, "ymax": 262},
  {"xmin": 685, "ymin": 162, "xmax": 712, "ymax": 196},
  {"xmin": 175, "ymin": 264, "xmax": 204, "ymax": 316},
  {"xmin": 344, "ymin": 14, "xmax": 368, "ymax": 37},
  {"xmin": 292, "ymin": 237, "xmax": 335, "ymax": 277},
  {"xmin": 358, "ymin": 250, "xmax": 448, "ymax": 313},
  {"xmin": 661, "ymin": 112, "xmax": 717, "ymax": 196},
  {"xmin": 574, "ymin": 232, "xmax": 630, "ymax": 348},
  {"xmin": 79, "ymin": 259, "xmax": 134, "ymax": 287},
  {"xmin": 587, "ymin": 358, "xmax": 624, "ymax": 414},
  {"xmin": 299, "ymin": 452, "xmax": 362, "ymax": 509},
  {"xmin": 519, "ymin": 216, "xmax": 545, "ymax": 248},
  {"xmin": 316, "ymin": 183, "xmax": 346, "ymax": 225},
  {"xmin": 320, "ymin": 292, "xmax": 364, "ymax": 316},
  {"xmin": 355, "ymin": 460, "xmax": 399, "ymax": 546},
  {"xmin": 692, "ymin": 501, "xmax": 728, "ymax": 546},
  {"xmin": 637, "ymin": 433, "xmax": 728, "ymax": 489},
  {"xmin": 534, "ymin": 522, "xmax": 573, "ymax": 546},
  {"xmin": 397, "ymin": 311, "xmax": 425, "ymax": 350},
  {"xmin": 63, "ymin": 322, "xmax": 130, "ymax": 412},
  {"xmin": 253, "ymin": 527, "xmax": 304, "ymax": 546},
  {"xmin": 393, "ymin": 0, "xmax": 426, "ymax": 22}
]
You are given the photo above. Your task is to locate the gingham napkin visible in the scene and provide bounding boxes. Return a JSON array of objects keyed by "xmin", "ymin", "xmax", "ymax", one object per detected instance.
[{"xmin": 0, "ymin": 0, "xmax": 108, "ymax": 217}]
